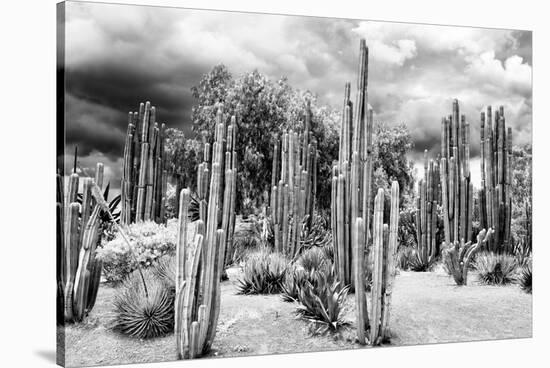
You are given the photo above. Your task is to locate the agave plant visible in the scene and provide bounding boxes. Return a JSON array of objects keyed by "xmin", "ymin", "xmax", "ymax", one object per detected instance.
[
  {"xmin": 518, "ymin": 261, "xmax": 532, "ymax": 294},
  {"xmin": 475, "ymin": 252, "xmax": 518, "ymax": 285},
  {"xmin": 77, "ymin": 182, "xmax": 121, "ymax": 224},
  {"xmin": 296, "ymin": 213, "xmax": 332, "ymax": 257},
  {"xmin": 112, "ymin": 269, "xmax": 174, "ymax": 339},
  {"xmin": 236, "ymin": 250, "xmax": 288, "ymax": 294},
  {"xmin": 295, "ymin": 268, "xmax": 350, "ymax": 333}
]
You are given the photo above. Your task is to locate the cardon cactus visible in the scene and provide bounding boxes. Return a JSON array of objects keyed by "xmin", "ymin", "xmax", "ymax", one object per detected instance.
[
  {"xmin": 331, "ymin": 39, "xmax": 374, "ymax": 288},
  {"xmin": 270, "ymin": 101, "xmax": 317, "ymax": 258},
  {"xmin": 121, "ymin": 101, "xmax": 168, "ymax": 225},
  {"xmin": 440, "ymin": 100, "xmax": 474, "ymax": 247},
  {"xmin": 175, "ymin": 104, "xmax": 238, "ymax": 359},
  {"xmin": 413, "ymin": 150, "xmax": 441, "ymax": 270},
  {"xmin": 479, "ymin": 106, "xmax": 513, "ymax": 253},
  {"xmin": 354, "ymin": 183, "xmax": 400, "ymax": 346},
  {"xmin": 443, "ymin": 228, "xmax": 494, "ymax": 285},
  {"xmin": 57, "ymin": 162, "xmax": 105, "ymax": 323}
]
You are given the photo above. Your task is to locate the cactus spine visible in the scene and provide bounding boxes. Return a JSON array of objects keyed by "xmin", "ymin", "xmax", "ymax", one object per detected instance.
[
  {"xmin": 440, "ymin": 100, "xmax": 474, "ymax": 247},
  {"xmin": 121, "ymin": 101, "xmax": 168, "ymax": 225},
  {"xmin": 270, "ymin": 101, "xmax": 317, "ymax": 257},
  {"xmin": 175, "ymin": 105, "xmax": 237, "ymax": 359},
  {"xmin": 57, "ymin": 162, "xmax": 105, "ymax": 323},
  {"xmin": 414, "ymin": 150, "xmax": 441, "ymax": 268},
  {"xmin": 479, "ymin": 106, "xmax": 512, "ymax": 253},
  {"xmin": 332, "ymin": 39, "xmax": 373, "ymax": 287}
]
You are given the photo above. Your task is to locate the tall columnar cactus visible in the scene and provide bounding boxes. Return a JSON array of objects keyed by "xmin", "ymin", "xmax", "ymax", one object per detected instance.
[
  {"xmin": 479, "ymin": 106, "xmax": 513, "ymax": 253},
  {"xmin": 121, "ymin": 101, "xmax": 168, "ymax": 225},
  {"xmin": 354, "ymin": 183, "xmax": 400, "ymax": 345},
  {"xmin": 175, "ymin": 105, "xmax": 237, "ymax": 359},
  {"xmin": 439, "ymin": 99, "xmax": 474, "ymax": 247},
  {"xmin": 57, "ymin": 162, "xmax": 105, "ymax": 323},
  {"xmin": 270, "ymin": 101, "xmax": 317, "ymax": 258},
  {"xmin": 331, "ymin": 39, "xmax": 373, "ymax": 287},
  {"xmin": 414, "ymin": 150, "xmax": 441, "ymax": 269}
]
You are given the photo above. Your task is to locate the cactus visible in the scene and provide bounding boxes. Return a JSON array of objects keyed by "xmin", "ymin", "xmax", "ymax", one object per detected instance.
[
  {"xmin": 331, "ymin": 39, "xmax": 374, "ymax": 288},
  {"xmin": 353, "ymin": 183, "xmax": 399, "ymax": 346},
  {"xmin": 442, "ymin": 228, "xmax": 494, "ymax": 285},
  {"xmin": 57, "ymin": 162, "xmax": 105, "ymax": 323},
  {"xmin": 270, "ymin": 101, "xmax": 317, "ymax": 258},
  {"xmin": 121, "ymin": 101, "xmax": 168, "ymax": 225},
  {"xmin": 440, "ymin": 100, "xmax": 474, "ymax": 248},
  {"xmin": 175, "ymin": 105, "xmax": 238, "ymax": 359},
  {"xmin": 479, "ymin": 106, "xmax": 513, "ymax": 253},
  {"xmin": 413, "ymin": 150, "xmax": 441, "ymax": 269}
]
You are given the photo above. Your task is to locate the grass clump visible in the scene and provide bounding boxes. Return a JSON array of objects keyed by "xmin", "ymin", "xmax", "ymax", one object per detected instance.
[
  {"xmin": 475, "ymin": 252, "xmax": 518, "ymax": 285},
  {"xmin": 518, "ymin": 261, "xmax": 532, "ymax": 294}
]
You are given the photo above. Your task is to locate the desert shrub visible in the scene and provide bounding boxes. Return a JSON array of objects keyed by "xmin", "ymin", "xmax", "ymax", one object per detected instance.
[
  {"xmin": 112, "ymin": 269, "xmax": 174, "ymax": 339},
  {"xmin": 409, "ymin": 249, "xmax": 437, "ymax": 272},
  {"xmin": 297, "ymin": 213, "xmax": 332, "ymax": 255},
  {"xmin": 298, "ymin": 246, "xmax": 330, "ymax": 273},
  {"xmin": 151, "ymin": 255, "xmax": 176, "ymax": 290},
  {"xmin": 518, "ymin": 261, "xmax": 532, "ymax": 294},
  {"xmin": 229, "ymin": 234, "xmax": 260, "ymax": 266},
  {"xmin": 98, "ymin": 220, "xmax": 178, "ymax": 283},
  {"xmin": 396, "ymin": 245, "xmax": 415, "ymax": 270},
  {"xmin": 237, "ymin": 250, "xmax": 289, "ymax": 294},
  {"xmin": 475, "ymin": 252, "xmax": 518, "ymax": 285},
  {"xmin": 282, "ymin": 247, "xmax": 332, "ymax": 302}
]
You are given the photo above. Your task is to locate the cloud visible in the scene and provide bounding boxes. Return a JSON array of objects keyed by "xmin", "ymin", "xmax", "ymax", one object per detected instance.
[{"xmin": 62, "ymin": 2, "xmax": 532, "ymax": 190}]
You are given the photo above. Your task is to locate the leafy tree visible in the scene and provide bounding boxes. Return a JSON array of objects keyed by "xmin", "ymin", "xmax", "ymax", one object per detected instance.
[{"xmin": 510, "ymin": 144, "xmax": 532, "ymax": 243}]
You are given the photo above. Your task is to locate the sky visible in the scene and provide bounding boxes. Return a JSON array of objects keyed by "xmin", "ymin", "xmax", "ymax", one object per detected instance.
[{"xmin": 61, "ymin": 1, "xmax": 532, "ymax": 190}]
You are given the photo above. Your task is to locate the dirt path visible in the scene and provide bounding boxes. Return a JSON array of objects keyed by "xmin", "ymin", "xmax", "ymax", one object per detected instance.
[{"xmin": 63, "ymin": 268, "xmax": 532, "ymax": 367}]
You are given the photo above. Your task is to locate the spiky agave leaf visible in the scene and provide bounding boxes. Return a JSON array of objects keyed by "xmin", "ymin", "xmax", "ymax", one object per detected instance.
[
  {"xmin": 112, "ymin": 270, "xmax": 174, "ymax": 339},
  {"xmin": 475, "ymin": 252, "xmax": 518, "ymax": 285},
  {"xmin": 236, "ymin": 250, "xmax": 288, "ymax": 295},
  {"xmin": 519, "ymin": 262, "xmax": 532, "ymax": 294}
]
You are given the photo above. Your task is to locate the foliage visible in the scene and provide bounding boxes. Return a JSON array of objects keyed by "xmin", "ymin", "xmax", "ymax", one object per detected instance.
[
  {"xmin": 151, "ymin": 255, "xmax": 176, "ymax": 290},
  {"xmin": 518, "ymin": 261, "xmax": 532, "ymax": 294},
  {"xmin": 396, "ymin": 245, "xmax": 415, "ymax": 271},
  {"xmin": 475, "ymin": 252, "xmax": 518, "ymax": 285},
  {"xmin": 510, "ymin": 145, "xmax": 532, "ymax": 245},
  {"xmin": 236, "ymin": 250, "xmax": 289, "ymax": 294},
  {"xmin": 98, "ymin": 220, "xmax": 178, "ymax": 283},
  {"xmin": 229, "ymin": 234, "xmax": 261, "ymax": 266},
  {"xmin": 297, "ymin": 213, "xmax": 332, "ymax": 256},
  {"xmin": 295, "ymin": 267, "xmax": 349, "ymax": 333},
  {"xmin": 191, "ymin": 65, "xmax": 340, "ymax": 213},
  {"xmin": 373, "ymin": 122, "xmax": 416, "ymax": 205},
  {"xmin": 112, "ymin": 269, "xmax": 174, "ymax": 339}
]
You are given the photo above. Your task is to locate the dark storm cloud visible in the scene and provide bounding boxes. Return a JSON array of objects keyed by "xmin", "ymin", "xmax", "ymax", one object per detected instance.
[{"xmin": 63, "ymin": 2, "xmax": 531, "ymax": 188}]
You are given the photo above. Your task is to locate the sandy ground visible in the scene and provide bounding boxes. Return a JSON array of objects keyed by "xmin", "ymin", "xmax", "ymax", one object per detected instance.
[{"xmin": 62, "ymin": 268, "xmax": 532, "ymax": 367}]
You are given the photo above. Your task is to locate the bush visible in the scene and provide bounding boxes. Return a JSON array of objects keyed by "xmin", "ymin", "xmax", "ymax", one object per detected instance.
[
  {"xmin": 475, "ymin": 252, "xmax": 518, "ymax": 285},
  {"xmin": 98, "ymin": 220, "xmax": 178, "ymax": 283},
  {"xmin": 282, "ymin": 247, "xmax": 332, "ymax": 302},
  {"xmin": 112, "ymin": 269, "xmax": 174, "ymax": 339},
  {"xmin": 298, "ymin": 246, "xmax": 330, "ymax": 273},
  {"xmin": 518, "ymin": 261, "xmax": 532, "ymax": 294},
  {"xmin": 396, "ymin": 246, "xmax": 415, "ymax": 270},
  {"xmin": 229, "ymin": 234, "xmax": 260, "ymax": 266},
  {"xmin": 236, "ymin": 250, "xmax": 289, "ymax": 294}
]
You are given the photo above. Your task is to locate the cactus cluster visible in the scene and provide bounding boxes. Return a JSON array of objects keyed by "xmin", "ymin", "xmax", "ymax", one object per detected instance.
[
  {"xmin": 439, "ymin": 99, "xmax": 474, "ymax": 247},
  {"xmin": 331, "ymin": 39, "xmax": 374, "ymax": 288},
  {"xmin": 414, "ymin": 150, "xmax": 441, "ymax": 269},
  {"xmin": 354, "ymin": 183, "xmax": 400, "ymax": 345},
  {"xmin": 479, "ymin": 106, "xmax": 513, "ymax": 253},
  {"xmin": 121, "ymin": 101, "xmax": 168, "ymax": 225},
  {"xmin": 57, "ymin": 163, "xmax": 105, "ymax": 323},
  {"xmin": 174, "ymin": 105, "xmax": 238, "ymax": 359},
  {"xmin": 270, "ymin": 101, "xmax": 317, "ymax": 257},
  {"xmin": 443, "ymin": 228, "xmax": 494, "ymax": 285}
]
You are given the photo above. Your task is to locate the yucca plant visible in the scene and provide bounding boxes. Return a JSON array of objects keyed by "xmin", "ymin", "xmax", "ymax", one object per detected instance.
[
  {"xmin": 113, "ymin": 269, "xmax": 174, "ymax": 339},
  {"xmin": 151, "ymin": 255, "xmax": 176, "ymax": 290},
  {"xmin": 518, "ymin": 261, "xmax": 532, "ymax": 294},
  {"xmin": 475, "ymin": 252, "xmax": 518, "ymax": 285},
  {"xmin": 236, "ymin": 250, "xmax": 288, "ymax": 294}
]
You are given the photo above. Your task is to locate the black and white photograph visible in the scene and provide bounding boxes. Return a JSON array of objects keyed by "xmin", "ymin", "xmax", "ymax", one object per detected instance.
[
  {"xmin": 53, "ymin": 1, "xmax": 535, "ymax": 367},
  {"xmin": 4, "ymin": 1, "xmax": 547, "ymax": 367}
]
